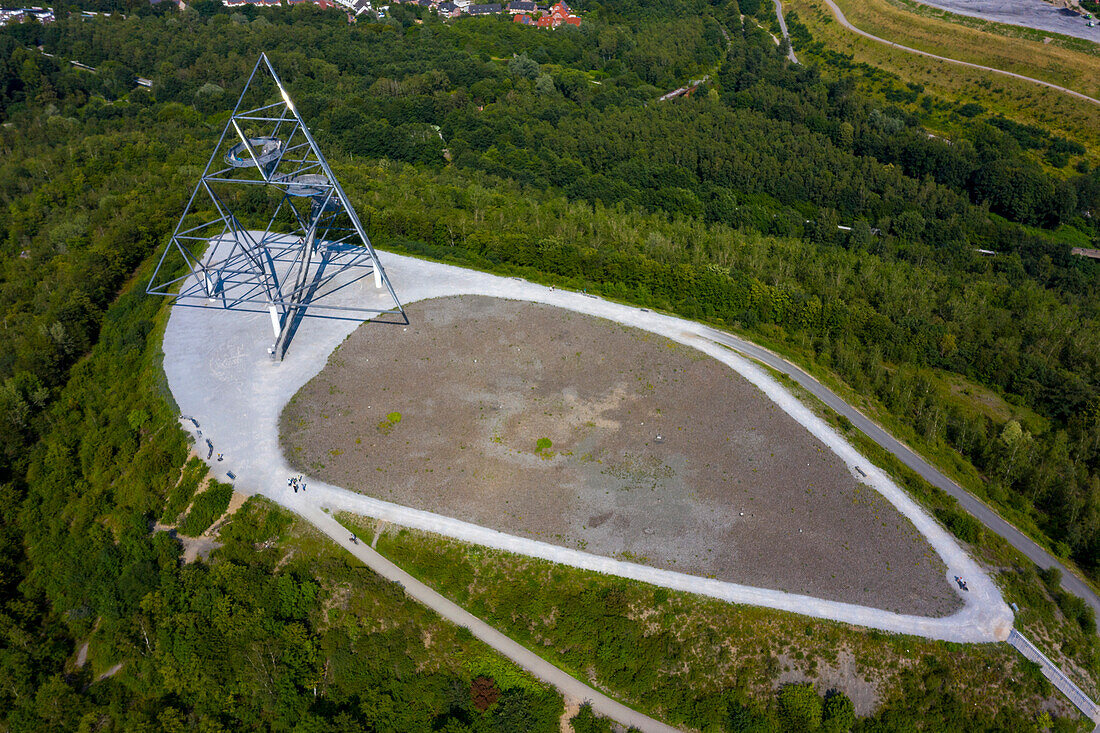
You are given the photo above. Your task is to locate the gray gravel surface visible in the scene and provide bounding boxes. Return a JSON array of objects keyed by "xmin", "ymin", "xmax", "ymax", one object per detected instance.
[
  {"xmin": 913, "ymin": 0, "xmax": 1100, "ymax": 43},
  {"xmin": 162, "ymin": 238, "xmax": 1012, "ymax": 644},
  {"xmin": 282, "ymin": 295, "xmax": 959, "ymax": 616}
]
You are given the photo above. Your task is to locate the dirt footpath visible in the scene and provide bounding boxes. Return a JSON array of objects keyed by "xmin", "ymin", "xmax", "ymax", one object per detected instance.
[{"xmin": 281, "ymin": 296, "xmax": 960, "ymax": 616}]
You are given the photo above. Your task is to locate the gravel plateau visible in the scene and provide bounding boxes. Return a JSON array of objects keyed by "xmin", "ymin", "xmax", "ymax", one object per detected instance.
[{"xmin": 281, "ymin": 295, "xmax": 960, "ymax": 616}]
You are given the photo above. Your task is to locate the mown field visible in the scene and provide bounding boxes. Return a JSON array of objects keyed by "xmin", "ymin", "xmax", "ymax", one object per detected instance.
[
  {"xmin": 824, "ymin": 0, "xmax": 1100, "ymax": 99},
  {"xmin": 784, "ymin": 0, "xmax": 1100, "ymax": 160}
]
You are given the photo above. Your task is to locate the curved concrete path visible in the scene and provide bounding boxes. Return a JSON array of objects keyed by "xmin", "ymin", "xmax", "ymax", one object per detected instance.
[
  {"xmin": 163, "ymin": 247, "xmax": 1011, "ymax": 647},
  {"xmin": 815, "ymin": 0, "xmax": 1100, "ymax": 106}
]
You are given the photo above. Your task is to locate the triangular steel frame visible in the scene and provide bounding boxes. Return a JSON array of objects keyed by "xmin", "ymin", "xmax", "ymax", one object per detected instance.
[{"xmin": 147, "ymin": 52, "xmax": 405, "ymax": 360}]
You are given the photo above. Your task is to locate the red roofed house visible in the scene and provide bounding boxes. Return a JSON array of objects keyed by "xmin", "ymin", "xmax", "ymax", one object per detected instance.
[{"xmin": 536, "ymin": 0, "xmax": 579, "ymax": 26}]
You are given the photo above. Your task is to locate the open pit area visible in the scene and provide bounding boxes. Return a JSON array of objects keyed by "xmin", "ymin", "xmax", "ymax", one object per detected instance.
[{"xmin": 280, "ymin": 295, "xmax": 960, "ymax": 616}]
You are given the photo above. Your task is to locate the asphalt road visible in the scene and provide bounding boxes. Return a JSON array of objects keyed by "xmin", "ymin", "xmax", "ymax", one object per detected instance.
[
  {"xmin": 819, "ymin": 0, "xmax": 1100, "ymax": 106},
  {"xmin": 699, "ymin": 327, "xmax": 1100, "ymax": 631},
  {"xmin": 772, "ymin": 0, "xmax": 800, "ymax": 62},
  {"xmin": 913, "ymin": 0, "xmax": 1100, "ymax": 43}
]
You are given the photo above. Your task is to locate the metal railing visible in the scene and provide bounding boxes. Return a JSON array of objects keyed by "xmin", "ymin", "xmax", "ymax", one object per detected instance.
[{"xmin": 1008, "ymin": 628, "xmax": 1099, "ymax": 721}]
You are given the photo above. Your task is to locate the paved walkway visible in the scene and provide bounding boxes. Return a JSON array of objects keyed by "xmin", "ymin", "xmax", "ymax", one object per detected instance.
[
  {"xmin": 163, "ymin": 244, "xmax": 1011, "ymax": 646},
  {"xmin": 299, "ymin": 504, "xmax": 680, "ymax": 733},
  {"xmin": 818, "ymin": 0, "xmax": 1100, "ymax": 106}
]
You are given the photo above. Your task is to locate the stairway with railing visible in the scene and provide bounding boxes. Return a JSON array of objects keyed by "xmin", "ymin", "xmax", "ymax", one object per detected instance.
[{"xmin": 1007, "ymin": 628, "xmax": 1100, "ymax": 724}]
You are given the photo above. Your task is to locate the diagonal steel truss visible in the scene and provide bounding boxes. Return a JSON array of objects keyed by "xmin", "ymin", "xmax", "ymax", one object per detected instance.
[{"xmin": 147, "ymin": 52, "xmax": 405, "ymax": 360}]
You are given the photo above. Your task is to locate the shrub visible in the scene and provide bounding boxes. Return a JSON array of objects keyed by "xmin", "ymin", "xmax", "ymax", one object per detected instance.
[
  {"xmin": 178, "ymin": 480, "xmax": 234, "ymax": 537},
  {"xmin": 957, "ymin": 102, "xmax": 984, "ymax": 117},
  {"xmin": 378, "ymin": 412, "xmax": 402, "ymax": 435},
  {"xmin": 1039, "ymin": 566, "xmax": 1062, "ymax": 594},
  {"xmin": 821, "ymin": 691, "xmax": 854, "ymax": 732},
  {"xmin": 1055, "ymin": 591, "xmax": 1097, "ymax": 635},
  {"xmin": 778, "ymin": 683, "xmax": 821, "ymax": 731},
  {"xmin": 470, "ymin": 676, "xmax": 501, "ymax": 712},
  {"xmin": 570, "ymin": 702, "xmax": 612, "ymax": 733},
  {"xmin": 218, "ymin": 498, "xmax": 292, "ymax": 547},
  {"xmin": 932, "ymin": 506, "xmax": 982, "ymax": 544},
  {"xmin": 162, "ymin": 457, "xmax": 208, "ymax": 524}
]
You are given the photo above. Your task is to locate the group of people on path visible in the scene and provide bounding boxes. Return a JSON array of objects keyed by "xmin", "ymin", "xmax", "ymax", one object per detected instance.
[{"xmin": 187, "ymin": 416, "xmax": 311, "ymax": 498}]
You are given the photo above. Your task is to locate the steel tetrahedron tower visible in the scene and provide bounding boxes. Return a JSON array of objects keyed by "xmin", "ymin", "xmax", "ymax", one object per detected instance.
[{"xmin": 148, "ymin": 53, "xmax": 405, "ymax": 360}]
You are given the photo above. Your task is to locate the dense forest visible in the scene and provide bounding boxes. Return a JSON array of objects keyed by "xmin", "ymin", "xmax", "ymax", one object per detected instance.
[{"xmin": 0, "ymin": 0, "xmax": 1098, "ymax": 728}]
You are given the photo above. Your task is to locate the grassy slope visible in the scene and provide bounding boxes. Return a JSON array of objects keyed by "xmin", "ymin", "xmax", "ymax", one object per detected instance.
[
  {"xmin": 784, "ymin": 0, "xmax": 1100, "ymax": 160},
  {"xmin": 346, "ymin": 517, "xmax": 1085, "ymax": 729},
  {"xmin": 266, "ymin": 499, "xmax": 565, "ymax": 701},
  {"xmin": 323, "ymin": 343, "xmax": 1099, "ymax": 726},
  {"xmin": 25, "ymin": 233, "xmax": 564, "ymax": 727},
  {"xmin": 764, "ymin": 366, "xmax": 1100, "ymax": 699},
  {"xmin": 927, "ymin": 369, "xmax": 1049, "ymax": 436},
  {"xmin": 79, "ymin": 488, "xmax": 565, "ymax": 723},
  {"xmin": 824, "ymin": 0, "xmax": 1100, "ymax": 99}
]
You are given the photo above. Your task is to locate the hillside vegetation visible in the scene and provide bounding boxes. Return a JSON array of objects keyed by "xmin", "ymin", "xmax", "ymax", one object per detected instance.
[
  {"xmin": 0, "ymin": 0, "xmax": 1099, "ymax": 729},
  {"xmin": 346, "ymin": 517, "xmax": 1084, "ymax": 731}
]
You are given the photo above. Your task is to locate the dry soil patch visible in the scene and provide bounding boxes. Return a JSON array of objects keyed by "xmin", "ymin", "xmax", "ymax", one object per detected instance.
[{"xmin": 281, "ymin": 296, "xmax": 959, "ymax": 616}]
